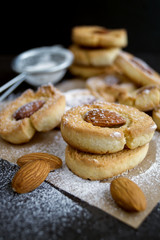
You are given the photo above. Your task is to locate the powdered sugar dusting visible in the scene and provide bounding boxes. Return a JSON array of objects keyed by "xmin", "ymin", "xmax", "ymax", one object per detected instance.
[
  {"xmin": 64, "ymin": 89, "xmax": 96, "ymax": 111},
  {"xmin": 0, "ymin": 93, "xmax": 160, "ymax": 228},
  {"xmin": 0, "ymin": 120, "xmax": 160, "ymax": 227},
  {"xmin": 46, "ymin": 131, "xmax": 160, "ymax": 228}
]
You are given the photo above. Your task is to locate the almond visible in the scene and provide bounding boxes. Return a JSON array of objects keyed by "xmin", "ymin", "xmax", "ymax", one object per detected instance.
[
  {"xmin": 17, "ymin": 152, "xmax": 62, "ymax": 171},
  {"xmin": 12, "ymin": 160, "xmax": 50, "ymax": 194},
  {"xmin": 13, "ymin": 100, "xmax": 45, "ymax": 120},
  {"xmin": 110, "ymin": 177, "xmax": 147, "ymax": 212},
  {"xmin": 84, "ymin": 109, "xmax": 126, "ymax": 127}
]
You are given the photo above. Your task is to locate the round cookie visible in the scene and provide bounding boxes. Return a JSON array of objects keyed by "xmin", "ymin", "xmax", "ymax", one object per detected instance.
[
  {"xmin": 115, "ymin": 51, "xmax": 160, "ymax": 86},
  {"xmin": 65, "ymin": 143, "xmax": 149, "ymax": 180},
  {"xmin": 69, "ymin": 63, "xmax": 116, "ymax": 78},
  {"xmin": 86, "ymin": 73, "xmax": 137, "ymax": 102},
  {"xmin": 0, "ymin": 84, "xmax": 65, "ymax": 144},
  {"xmin": 70, "ymin": 44, "xmax": 120, "ymax": 66},
  {"xmin": 61, "ymin": 102, "xmax": 156, "ymax": 154},
  {"xmin": 72, "ymin": 26, "xmax": 128, "ymax": 48},
  {"xmin": 118, "ymin": 85, "xmax": 160, "ymax": 111}
]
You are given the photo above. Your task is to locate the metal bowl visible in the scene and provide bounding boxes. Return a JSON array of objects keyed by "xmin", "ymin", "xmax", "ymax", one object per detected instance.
[{"xmin": 12, "ymin": 45, "xmax": 74, "ymax": 86}]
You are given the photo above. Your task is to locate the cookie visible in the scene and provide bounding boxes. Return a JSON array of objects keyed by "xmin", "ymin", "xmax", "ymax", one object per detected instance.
[
  {"xmin": 118, "ymin": 85, "xmax": 160, "ymax": 111},
  {"xmin": 115, "ymin": 51, "xmax": 160, "ymax": 86},
  {"xmin": 86, "ymin": 73, "xmax": 137, "ymax": 102},
  {"xmin": 72, "ymin": 26, "xmax": 128, "ymax": 48},
  {"xmin": 61, "ymin": 102, "xmax": 156, "ymax": 154},
  {"xmin": 69, "ymin": 63, "xmax": 116, "ymax": 78},
  {"xmin": 152, "ymin": 107, "xmax": 160, "ymax": 130},
  {"xmin": 65, "ymin": 143, "xmax": 149, "ymax": 180},
  {"xmin": 70, "ymin": 44, "xmax": 120, "ymax": 66},
  {"xmin": 0, "ymin": 84, "xmax": 65, "ymax": 144}
]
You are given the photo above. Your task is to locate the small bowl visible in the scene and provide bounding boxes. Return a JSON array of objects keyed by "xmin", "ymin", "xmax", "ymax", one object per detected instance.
[{"xmin": 12, "ymin": 45, "xmax": 74, "ymax": 87}]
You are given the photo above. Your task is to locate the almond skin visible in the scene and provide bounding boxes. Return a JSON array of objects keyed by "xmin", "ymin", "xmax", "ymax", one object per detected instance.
[
  {"xmin": 17, "ymin": 152, "xmax": 62, "ymax": 171},
  {"xmin": 12, "ymin": 160, "xmax": 50, "ymax": 194},
  {"xmin": 110, "ymin": 177, "xmax": 147, "ymax": 212},
  {"xmin": 13, "ymin": 100, "xmax": 45, "ymax": 120},
  {"xmin": 84, "ymin": 109, "xmax": 126, "ymax": 127}
]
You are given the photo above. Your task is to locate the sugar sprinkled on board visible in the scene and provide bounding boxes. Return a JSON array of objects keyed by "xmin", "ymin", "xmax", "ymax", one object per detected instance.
[
  {"xmin": 0, "ymin": 159, "xmax": 93, "ymax": 239},
  {"xmin": 0, "ymin": 93, "xmax": 160, "ymax": 227},
  {"xmin": 46, "ymin": 131, "xmax": 160, "ymax": 227}
]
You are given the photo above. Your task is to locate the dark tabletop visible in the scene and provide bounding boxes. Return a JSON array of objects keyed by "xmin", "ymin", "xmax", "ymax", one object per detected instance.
[{"xmin": 0, "ymin": 54, "xmax": 160, "ymax": 240}]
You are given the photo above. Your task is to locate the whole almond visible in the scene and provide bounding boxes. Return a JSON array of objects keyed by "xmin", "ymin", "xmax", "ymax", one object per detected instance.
[
  {"xmin": 12, "ymin": 160, "xmax": 50, "ymax": 194},
  {"xmin": 84, "ymin": 109, "xmax": 126, "ymax": 127},
  {"xmin": 17, "ymin": 152, "xmax": 62, "ymax": 171},
  {"xmin": 13, "ymin": 100, "xmax": 45, "ymax": 120},
  {"xmin": 110, "ymin": 177, "xmax": 147, "ymax": 212}
]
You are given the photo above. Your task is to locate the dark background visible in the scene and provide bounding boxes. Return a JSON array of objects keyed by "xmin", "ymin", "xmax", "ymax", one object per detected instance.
[
  {"xmin": 1, "ymin": 0, "xmax": 160, "ymax": 55},
  {"xmin": 1, "ymin": 0, "xmax": 160, "ymax": 84}
]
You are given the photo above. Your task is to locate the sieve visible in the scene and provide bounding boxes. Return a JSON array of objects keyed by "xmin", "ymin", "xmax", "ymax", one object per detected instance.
[{"xmin": 0, "ymin": 45, "xmax": 74, "ymax": 101}]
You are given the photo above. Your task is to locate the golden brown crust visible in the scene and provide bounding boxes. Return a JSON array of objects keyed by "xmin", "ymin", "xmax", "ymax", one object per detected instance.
[
  {"xmin": 30, "ymin": 85, "xmax": 66, "ymax": 131},
  {"xmin": 61, "ymin": 102, "xmax": 156, "ymax": 154},
  {"xmin": 118, "ymin": 85, "xmax": 160, "ymax": 111},
  {"xmin": 65, "ymin": 143, "xmax": 149, "ymax": 180},
  {"xmin": 86, "ymin": 73, "xmax": 137, "ymax": 102},
  {"xmin": 115, "ymin": 51, "xmax": 160, "ymax": 86},
  {"xmin": 152, "ymin": 107, "xmax": 160, "ymax": 131},
  {"xmin": 0, "ymin": 84, "xmax": 66, "ymax": 144},
  {"xmin": 69, "ymin": 63, "xmax": 117, "ymax": 78},
  {"xmin": 72, "ymin": 26, "xmax": 128, "ymax": 48},
  {"xmin": 70, "ymin": 44, "xmax": 120, "ymax": 66}
]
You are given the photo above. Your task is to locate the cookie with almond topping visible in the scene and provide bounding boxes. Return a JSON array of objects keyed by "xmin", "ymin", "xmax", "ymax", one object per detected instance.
[
  {"xmin": 61, "ymin": 102, "xmax": 156, "ymax": 154},
  {"xmin": 115, "ymin": 51, "xmax": 160, "ymax": 86},
  {"xmin": 0, "ymin": 84, "xmax": 65, "ymax": 144},
  {"xmin": 72, "ymin": 26, "xmax": 128, "ymax": 48}
]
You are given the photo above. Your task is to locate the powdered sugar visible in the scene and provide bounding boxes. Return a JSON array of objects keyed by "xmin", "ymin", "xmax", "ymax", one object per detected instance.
[
  {"xmin": 64, "ymin": 89, "xmax": 96, "ymax": 111},
  {"xmin": 0, "ymin": 80, "xmax": 160, "ymax": 228},
  {"xmin": 0, "ymin": 159, "xmax": 93, "ymax": 239},
  {"xmin": 46, "ymin": 131, "xmax": 160, "ymax": 228},
  {"xmin": 0, "ymin": 116, "xmax": 160, "ymax": 227}
]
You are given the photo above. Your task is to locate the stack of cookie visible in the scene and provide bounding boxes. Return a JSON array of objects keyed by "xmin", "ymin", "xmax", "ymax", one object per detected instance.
[
  {"xmin": 69, "ymin": 26, "xmax": 128, "ymax": 78},
  {"xmin": 61, "ymin": 102, "xmax": 156, "ymax": 181}
]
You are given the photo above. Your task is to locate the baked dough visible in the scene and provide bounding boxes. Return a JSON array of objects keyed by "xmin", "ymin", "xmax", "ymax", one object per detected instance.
[
  {"xmin": 152, "ymin": 107, "xmax": 160, "ymax": 130},
  {"xmin": 65, "ymin": 143, "xmax": 149, "ymax": 180},
  {"xmin": 0, "ymin": 84, "xmax": 65, "ymax": 144},
  {"xmin": 70, "ymin": 44, "xmax": 120, "ymax": 66},
  {"xmin": 86, "ymin": 73, "xmax": 137, "ymax": 102},
  {"xmin": 115, "ymin": 51, "xmax": 160, "ymax": 86},
  {"xmin": 69, "ymin": 63, "xmax": 116, "ymax": 78},
  {"xmin": 61, "ymin": 102, "xmax": 156, "ymax": 154},
  {"xmin": 72, "ymin": 26, "xmax": 128, "ymax": 48},
  {"xmin": 118, "ymin": 85, "xmax": 160, "ymax": 111}
]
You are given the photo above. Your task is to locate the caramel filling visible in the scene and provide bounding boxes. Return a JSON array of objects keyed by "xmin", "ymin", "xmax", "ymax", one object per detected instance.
[{"xmin": 84, "ymin": 109, "xmax": 126, "ymax": 127}]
